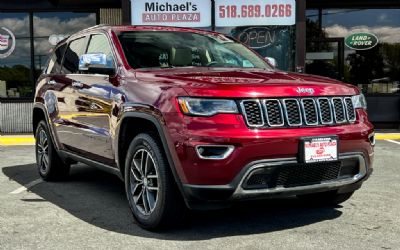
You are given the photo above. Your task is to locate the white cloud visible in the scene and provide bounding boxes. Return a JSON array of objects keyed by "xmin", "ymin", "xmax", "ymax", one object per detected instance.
[
  {"xmin": 0, "ymin": 14, "xmax": 96, "ymax": 67},
  {"xmin": 32, "ymin": 14, "xmax": 96, "ymax": 37},
  {"xmin": 0, "ymin": 17, "xmax": 30, "ymax": 37}
]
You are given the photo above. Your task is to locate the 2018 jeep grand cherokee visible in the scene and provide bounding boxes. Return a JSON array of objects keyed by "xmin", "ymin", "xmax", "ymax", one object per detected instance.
[{"xmin": 33, "ymin": 25, "xmax": 374, "ymax": 229}]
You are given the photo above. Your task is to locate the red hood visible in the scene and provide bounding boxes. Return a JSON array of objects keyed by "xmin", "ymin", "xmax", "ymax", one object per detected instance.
[{"xmin": 135, "ymin": 68, "xmax": 359, "ymax": 98}]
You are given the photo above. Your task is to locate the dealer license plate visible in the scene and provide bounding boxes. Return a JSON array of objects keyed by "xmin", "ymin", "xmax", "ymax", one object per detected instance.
[{"xmin": 302, "ymin": 137, "xmax": 338, "ymax": 163}]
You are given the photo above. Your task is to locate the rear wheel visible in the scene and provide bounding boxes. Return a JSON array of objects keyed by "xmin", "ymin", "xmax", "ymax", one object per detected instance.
[
  {"xmin": 125, "ymin": 133, "xmax": 185, "ymax": 230},
  {"xmin": 297, "ymin": 191, "xmax": 354, "ymax": 206},
  {"xmin": 35, "ymin": 120, "xmax": 70, "ymax": 181}
]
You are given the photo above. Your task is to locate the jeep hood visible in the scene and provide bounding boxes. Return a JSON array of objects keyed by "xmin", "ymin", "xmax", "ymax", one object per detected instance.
[{"xmin": 135, "ymin": 67, "xmax": 359, "ymax": 97}]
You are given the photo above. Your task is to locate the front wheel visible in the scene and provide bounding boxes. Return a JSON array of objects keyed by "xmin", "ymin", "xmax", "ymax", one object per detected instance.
[{"xmin": 125, "ymin": 133, "xmax": 185, "ymax": 230}]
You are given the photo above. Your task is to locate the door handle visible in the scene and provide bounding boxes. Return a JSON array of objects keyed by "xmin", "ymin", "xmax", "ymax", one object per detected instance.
[
  {"xmin": 48, "ymin": 80, "xmax": 57, "ymax": 85},
  {"xmin": 72, "ymin": 81, "xmax": 84, "ymax": 89}
]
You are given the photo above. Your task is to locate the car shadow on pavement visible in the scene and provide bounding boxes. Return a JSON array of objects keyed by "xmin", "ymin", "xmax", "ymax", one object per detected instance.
[{"xmin": 3, "ymin": 163, "xmax": 343, "ymax": 240}]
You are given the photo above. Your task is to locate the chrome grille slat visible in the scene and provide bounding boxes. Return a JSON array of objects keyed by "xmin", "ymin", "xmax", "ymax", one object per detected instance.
[
  {"xmin": 240, "ymin": 100, "xmax": 265, "ymax": 127},
  {"xmin": 332, "ymin": 97, "xmax": 347, "ymax": 123},
  {"xmin": 344, "ymin": 97, "xmax": 356, "ymax": 122},
  {"xmin": 301, "ymin": 98, "xmax": 319, "ymax": 125},
  {"xmin": 317, "ymin": 98, "xmax": 334, "ymax": 125},
  {"xmin": 283, "ymin": 99, "xmax": 302, "ymax": 126},
  {"xmin": 263, "ymin": 99, "xmax": 284, "ymax": 127},
  {"xmin": 240, "ymin": 96, "xmax": 356, "ymax": 128}
]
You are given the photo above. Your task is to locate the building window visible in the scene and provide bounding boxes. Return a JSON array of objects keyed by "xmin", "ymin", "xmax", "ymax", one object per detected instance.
[
  {"xmin": 33, "ymin": 12, "xmax": 96, "ymax": 79},
  {"xmin": 0, "ymin": 13, "xmax": 31, "ymax": 98},
  {"xmin": 0, "ymin": 11, "xmax": 97, "ymax": 99},
  {"xmin": 217, "ymin": 26, "xmax": 295, "ymax": 71},
  {"xmin": 306, "ymin": 9, "xmax": 400, "ymax": 95}
]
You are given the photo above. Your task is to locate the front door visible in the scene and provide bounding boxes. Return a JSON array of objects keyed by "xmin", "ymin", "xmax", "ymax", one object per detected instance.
[
  {"xmin": 55, "ymin": 33, "xmax": 116, "ymax": 164},
  {"xmin": 305, "ymin": 38, "xmax": 344, "ymax": 81}
]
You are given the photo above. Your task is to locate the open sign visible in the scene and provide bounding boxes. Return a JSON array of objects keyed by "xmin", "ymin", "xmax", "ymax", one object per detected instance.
[{"xmin": 237, "ymin": 27, "xmax": 276, "ymax": 49}]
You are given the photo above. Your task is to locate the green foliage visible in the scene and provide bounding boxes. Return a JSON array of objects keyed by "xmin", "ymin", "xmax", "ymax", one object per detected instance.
[{"xmin": 0, "ymin": 65, "xmax": 30, "ymax": 82}]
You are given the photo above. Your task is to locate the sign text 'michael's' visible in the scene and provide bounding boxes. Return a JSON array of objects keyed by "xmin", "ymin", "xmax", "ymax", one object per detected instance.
[{"xmin": 145, "ymin": 2, "xmax": 198, "ymax": 12}]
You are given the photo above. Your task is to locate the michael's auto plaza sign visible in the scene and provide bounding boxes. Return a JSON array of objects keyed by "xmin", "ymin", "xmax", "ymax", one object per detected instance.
[
  {"xmin": 132, "ymin": 0, "xmax": 212, "ymax": 27},
  {"xmin": 131, "ymin": 0, "xmax": 295, "ymax": 28}
]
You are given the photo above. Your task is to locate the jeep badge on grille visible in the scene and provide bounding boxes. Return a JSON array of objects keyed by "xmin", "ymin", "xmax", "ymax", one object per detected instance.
[{"xmin": 296, "ymin": 87, "xmax": 315, "ymax": 95}]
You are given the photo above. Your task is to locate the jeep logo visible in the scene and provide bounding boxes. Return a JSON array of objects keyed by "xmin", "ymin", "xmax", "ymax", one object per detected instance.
[{"xmin": 296, "ymin": 87, "xmax": 315, "ymax": 95}]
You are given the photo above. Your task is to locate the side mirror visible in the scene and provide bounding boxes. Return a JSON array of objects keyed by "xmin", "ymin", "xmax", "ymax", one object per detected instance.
[
  {"xmin": 79, "ymin": 53, "xmax": 115, "ymax": 75},
  {"xmin": 265, "ymin": 57, "xmax": 277, "ymax": 68}
]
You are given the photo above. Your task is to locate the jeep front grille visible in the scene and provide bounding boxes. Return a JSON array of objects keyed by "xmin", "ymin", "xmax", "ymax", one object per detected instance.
[{"xmin": 240, "ymin": 97, "xmax": 356, "ymax": 128}]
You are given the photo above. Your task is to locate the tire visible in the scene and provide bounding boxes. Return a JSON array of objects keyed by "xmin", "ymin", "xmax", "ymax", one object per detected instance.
[
  {"xmin": 297, "ymin": 190, "xmax": 354, "ymax": 206},
  {"xmin": 35, "ymin": 120, "xmax": 70, "ymax": 181},
  {"xmin": 124, "ymin": 133, "xmax": 185, "ymax": 230}
]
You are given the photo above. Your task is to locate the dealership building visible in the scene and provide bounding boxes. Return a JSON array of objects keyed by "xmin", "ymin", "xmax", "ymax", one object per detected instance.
[{"xmin": 0, "ymin": 0, "xmax": 399, "ymax": 133}]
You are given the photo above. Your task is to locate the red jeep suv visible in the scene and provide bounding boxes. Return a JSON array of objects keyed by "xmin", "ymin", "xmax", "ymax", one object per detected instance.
[{"xmin": 33, "ymin": 25, "xmax": 374, "ymax": 229}]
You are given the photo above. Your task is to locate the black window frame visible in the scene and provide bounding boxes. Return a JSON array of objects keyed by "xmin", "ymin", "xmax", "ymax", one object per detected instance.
[
  {"xmin": 61, "ymin": 36, "xmax": 89, "ymax": 75},
  {"xmin": 45, "ymin": 43, "xmax": 67, "ymax": 75},
  {"xmin": 84, "ymin": 32, "xmax": 118, "ymax": 76}
]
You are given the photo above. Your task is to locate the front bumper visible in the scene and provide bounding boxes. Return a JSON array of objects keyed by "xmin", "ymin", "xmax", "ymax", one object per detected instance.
[
  {"xmin": 182, "ymin": 152, "xmax": 372, "ymax": 209},
  {"xmin": 165, "ymin": 110, "xmax": 374, "ymax": 186}
]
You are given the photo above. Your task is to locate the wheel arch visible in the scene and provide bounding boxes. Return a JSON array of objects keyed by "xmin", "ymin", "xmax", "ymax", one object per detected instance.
[
  {"xmin": 115, "ymin": 112, "xmax": 183, "ymax": 192},
  {"xmin": 33, "ymin": 106, "xmax": 46, "ymax": 135},
  {"xmin": 32, "ymin": 103, "xmax": 61, "ymax": 150}
]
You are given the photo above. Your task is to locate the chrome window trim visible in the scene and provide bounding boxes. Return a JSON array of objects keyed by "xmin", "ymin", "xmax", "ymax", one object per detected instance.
[
  {"xmin": 282, "ymin": 99, "xmax": 302, "ymax": 126},
  {"xmin": 231, "ymin": 153, "xmax": 367, "ymax": 199},
  {"xmin": 331, "ymin": 97, "xmax": 347, "ymax": 124},
  {"xmin": 240, "ymin": 99, "xmax": 265, "ymax": 128},
  {"xmin": 262, "ymin": 99, "xmax": 285, "ymax": 127},
  {"xmin": 344, "ymin": 97, "xmax": 357, "ymax": 123},
  {"xmin": 300, "ymin": 98, "xmax": 319, "ymax": 126}
]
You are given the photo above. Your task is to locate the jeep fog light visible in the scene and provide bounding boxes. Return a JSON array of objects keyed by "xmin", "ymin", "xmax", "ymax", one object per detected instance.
[{"xmin": 195, "ymin": 145, "xmax": 234, "ymax": 160}]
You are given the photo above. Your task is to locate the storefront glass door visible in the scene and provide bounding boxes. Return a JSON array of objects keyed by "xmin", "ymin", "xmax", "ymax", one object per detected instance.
[
  {"xmin": 305, "ymin": 38, "xmax": 344, "ymax": 81},
  {"xmin": 306, "ymin": 8, "xmax": 400, "ymax": 124},
  {"xmin": 217, "ymin": 26, "xmax": 295, "ymax": 71}
]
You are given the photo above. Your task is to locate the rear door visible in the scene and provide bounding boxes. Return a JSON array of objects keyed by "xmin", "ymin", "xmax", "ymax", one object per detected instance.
[
  {"xmin": 40, "ymin": 44, "xmax": 66, "ymax": 145},
  {"xmin": 53, "ymin": 36, "xmax": 90, "ymax": 152}
]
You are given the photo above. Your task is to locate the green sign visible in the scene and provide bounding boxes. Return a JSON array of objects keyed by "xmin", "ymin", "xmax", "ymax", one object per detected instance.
[{"xmin": 345, "ymin": 32, "xmax": 379, "ymax": 50}]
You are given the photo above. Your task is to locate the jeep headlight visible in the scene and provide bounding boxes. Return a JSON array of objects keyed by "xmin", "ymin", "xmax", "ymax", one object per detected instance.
[
  {"xmin": 178, "ymin": 97, "xmax": 238, "ymax": 116},
  {"xmin": 352, "ymin": 94, "xmax": 367, "ymax": 110}
]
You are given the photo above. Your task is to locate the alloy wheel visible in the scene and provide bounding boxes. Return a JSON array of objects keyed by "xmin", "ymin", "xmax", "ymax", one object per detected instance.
[
  {"xmin": 37, "ymin": 128, "xmax": 49, "ymax": 175},
  {"xmin": 129, "ymin": 149, "xmax": 159, "ymax": 216}
]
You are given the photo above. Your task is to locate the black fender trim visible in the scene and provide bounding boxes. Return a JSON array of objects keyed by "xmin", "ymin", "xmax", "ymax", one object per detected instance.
[{"xmin": 115, "ymin": 112, "xmax": 189, "ymax": 204}]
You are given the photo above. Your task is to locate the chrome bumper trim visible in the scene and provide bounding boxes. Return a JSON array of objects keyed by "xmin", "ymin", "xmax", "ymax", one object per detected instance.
[{"xmin": 231, "ymin": 153, "xmax": 367, "ymax": 199}]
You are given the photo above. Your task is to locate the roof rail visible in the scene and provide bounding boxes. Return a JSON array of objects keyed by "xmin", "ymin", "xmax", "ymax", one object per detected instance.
[{"xmin": 80, "ymin": 24, "xmax": 111, "ymax": 32}]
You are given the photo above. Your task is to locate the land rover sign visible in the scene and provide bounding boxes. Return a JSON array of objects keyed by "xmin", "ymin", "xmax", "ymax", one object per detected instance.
[{"xmin": 345, "ymin": 32, "xmax": 379, "ymax": 50}]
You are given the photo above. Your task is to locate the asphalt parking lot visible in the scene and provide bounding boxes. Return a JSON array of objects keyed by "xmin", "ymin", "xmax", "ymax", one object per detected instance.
[{"xmin": 0, "ymin": 140, "xmax": 399, "ymax": 250}]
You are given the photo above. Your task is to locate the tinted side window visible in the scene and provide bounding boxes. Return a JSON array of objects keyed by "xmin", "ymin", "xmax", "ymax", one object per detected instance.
[
  {"xmin": 61, "ymin": 37, "xmax": 87, "ymax": 74},
  {"xmin": 86, "ymin": 34, "xmax": 115, "ymax": 68},
  {"xmin": 46, "ymin": 44, "xmax": 66, "ymax": 74}
]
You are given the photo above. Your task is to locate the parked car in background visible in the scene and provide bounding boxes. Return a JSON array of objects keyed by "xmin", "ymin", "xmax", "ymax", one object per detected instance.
[{"xmin": 33, "ymin": 25, "xmax": 374, "ymax": 229}]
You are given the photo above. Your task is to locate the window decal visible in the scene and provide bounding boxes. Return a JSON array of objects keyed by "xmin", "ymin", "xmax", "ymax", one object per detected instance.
[{"xmin": 0, "ymin": 27, "xmax": 16, "ymax": 59}]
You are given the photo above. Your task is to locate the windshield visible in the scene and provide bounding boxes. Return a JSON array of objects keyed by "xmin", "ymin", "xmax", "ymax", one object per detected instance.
[{"xmin": 118, "ymin": 31, "xmax": 271, "ymax": 70}]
